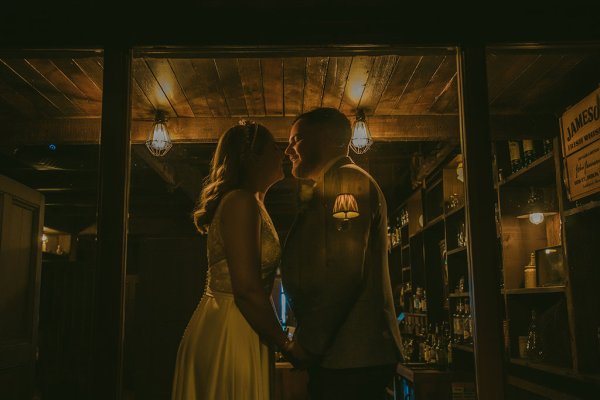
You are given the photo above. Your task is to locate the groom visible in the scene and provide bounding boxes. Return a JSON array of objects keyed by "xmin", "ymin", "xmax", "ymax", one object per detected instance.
[{"xmin": 281, "ymin": 108, "xmax": 402, "ymax": 399}]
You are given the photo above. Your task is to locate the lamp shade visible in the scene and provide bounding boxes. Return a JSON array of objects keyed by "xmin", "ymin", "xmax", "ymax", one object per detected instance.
[
  {"xmin": 332, "ymin": 194, "xmax": 360, "ymax": 220},
  {"xmin": 146, "ymin": 112, "xmax": 173, "ymax": 156},
  {"xmin": 350, "ymin": 110, "xmax": 373, "ymax": 154}
]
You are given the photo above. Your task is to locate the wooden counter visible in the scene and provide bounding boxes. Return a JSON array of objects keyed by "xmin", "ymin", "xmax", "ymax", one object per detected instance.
[{"xmin": 396, "ymin": 363, "xmax": 452, "ymax": 400}]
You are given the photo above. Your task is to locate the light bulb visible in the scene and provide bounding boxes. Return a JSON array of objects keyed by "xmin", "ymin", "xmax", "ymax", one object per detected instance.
[{"xmin": 529, "ymin": 212, "xmax": 544, "ymax": 225}]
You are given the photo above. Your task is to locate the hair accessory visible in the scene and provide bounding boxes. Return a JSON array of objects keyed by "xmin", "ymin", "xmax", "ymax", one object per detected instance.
[{"xmin": 238, "ymin": 119, "xmax": 259, "ymax": 152}]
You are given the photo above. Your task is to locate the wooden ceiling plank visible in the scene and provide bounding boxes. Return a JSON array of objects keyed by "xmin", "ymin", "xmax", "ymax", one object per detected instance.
[
  {"xmin": 51, "ymin": 58, "xmax": 103, "ymax": 102},
  {"xmin": 340, "ymin": 56, "xmax": 374, "ymax": 115},
  {"xmin": 214, "ymin": 58, "xmax": 249, "ymax": 117},
  {"xmin": 430, "ymin": 74, "xmax": 458, "ymax": 114},
  {"xmin": 0, "ymin": 59, "xmax": 63, "ymax": 117},
  {"xmin": 303, "ymin": 56, "xmax": 329, "ymax": 112},
  {"xmin": 167, "ymin": 59, "xmax": 211, "ymax": 117},
  {"xmin": 358, "ymin": 55, "xmax": 397, "ymax": 113},
  {"xmin": 237, "ymin": 58, "xmax": 266, "ymax": 116},
  {"xmin": 132, "ymin": 58, "xmax": 177, "ymax": 117},
  {"xmin": 18, "ymin": 58, "xmax": 87, "ymax": 115},
  {"xmin": 395, "ymin": 55, "xmax": 445, "ymax": 114},
  {"xmin": 410, "ymin": 55, "xmax": 457, "ymax": 114},
  {"xmin": 492, "ymin": 54, "xmax": 565, "ymax": 113},
  {"xmin": 321, "ymin": 56, "xmax": 352, "ymax": 109},
  {"xmin": 261, "ymin": 58, "xmax": 284, "ymax": 116},
  {"xmin": 283, "ymin": 57, "xmax": 305, "ymax": 116},
  {"xmin": 27, "ymin": 58, "xmax": 101, "ymax": 116},
  {"xmin": 375, "ymin": 55, "xmax": 422, "ymax": 114},
  {"xmin": 190, "ymin": 59, "xmax": 229, "ymax": 117},
  {"xmin": 486, "ymin": 53, "xmax": 539, "ymax": 107},
  {"xmin": 516, "ymin": 55, "xmax": 585, "ymax": 112},
  {"xmin": 0, "ymin": 78, "xmax": 38, "ymax": 118},
  {"xmin": 74, "ymin": 57, "xmax": 104, "ymax": 90},
  {"xmin": 145, "ymin": 58, "xmax": 195, "ymax": 118},
  {"xmin": 131, "ymin": 80, "xmax": 155, "ymax": 119}
]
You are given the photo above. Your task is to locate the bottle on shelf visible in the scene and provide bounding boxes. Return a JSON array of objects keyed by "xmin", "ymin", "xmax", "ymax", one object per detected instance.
[
  {"xmin": 522, "ymin": 139, "xmax": 536, "ymax": 165},
  {"xmin": 508, "ymin": 140, "xmax": 523, "ymax": 173},
  {"xmin": 421, "ymin": 290, "xmax": 428, "ymax": 312},
  {"xmin": 463, "ymin": 301, "xmax": 472, "ymax": 344},
  {"xmin": 526, "ymin": 309, "xmax": 543, "ymax": 361},
  {"xmin": 453, "ymin": 299, "xmax": 464, "ymax": 343}
]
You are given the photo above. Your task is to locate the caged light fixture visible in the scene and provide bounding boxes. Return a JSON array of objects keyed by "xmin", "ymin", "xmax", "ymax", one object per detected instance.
[
  {"xmin": 350, "ymin": 109, "xmax": 373, "ymax": 154},
  {"xmin": 146, "ymin": 110, "xmax": 173, "ymax": 156}
]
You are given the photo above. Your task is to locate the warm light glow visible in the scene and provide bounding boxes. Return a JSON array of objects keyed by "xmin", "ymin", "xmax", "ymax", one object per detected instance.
[
  {"xmin": 350, "ymin": 111, "xmax": 373, "ymax": 154},
  {"xmin": 528, "ymin": 212, "xmax": 545, "ymax": 225},
  {"xmin": 332, "ymin": 194, "xmax": 360, "ymax": 220},
  {"xmin": 146, "ymin": 111, "xmax": 173, "ymax": 156},
  {"xmin": 41, "ymin": 234, "xmax": 48, "ymax": 243}
]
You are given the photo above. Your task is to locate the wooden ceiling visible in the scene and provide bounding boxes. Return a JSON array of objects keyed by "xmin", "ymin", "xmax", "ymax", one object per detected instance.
[{"xmin": 1, "ymin": 49, "xmax": 598, "ymax": 144}]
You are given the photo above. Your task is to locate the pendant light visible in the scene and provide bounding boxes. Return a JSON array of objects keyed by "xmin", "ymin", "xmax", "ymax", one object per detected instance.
[
  {"xmin": 146, "ymin": 110, "xmax": 173, "ymax": 156},
  {"xmin": 350, "ymin": 109, "xmax": 373, "ymax": 154}
]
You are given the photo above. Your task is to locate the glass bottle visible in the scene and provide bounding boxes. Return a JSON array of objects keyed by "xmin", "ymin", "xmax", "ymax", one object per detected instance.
[
  {"xmin": 453, "ymin": 300, "xmax": 464, "ymax": 343},
  {"xmin": 421, "ymin": 290, "xmax": 428, "ymax": 312},
  {"xmin": 526, "ymin": 309, "xmax": 543, "ymax": 361},
  {"xmin": 463, "ymin": 302, "xmax": 472, "ymax": 344},
  {"xmin": 508, "ymin": 140, "xmax": 523, "ymax": 173},
  {"xmin": 522, "ymin": 139, "xmax": 536, "ymax": 165}
]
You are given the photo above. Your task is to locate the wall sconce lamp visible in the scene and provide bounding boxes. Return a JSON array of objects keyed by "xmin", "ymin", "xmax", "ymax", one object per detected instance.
[
  {"xmin": 332, "ymin": 193, "xmax": 360, "ymax": 231},
  {"xmin": 517, "ymin": 187, "xmax": 556, "ymax": 225},
  {"xmin": 350, "ymin": 109, "xmax": 373, "ymax": 154},
  {"xmin": 146, "ymin": 110, "xmax": 173, "ymax": 156}
]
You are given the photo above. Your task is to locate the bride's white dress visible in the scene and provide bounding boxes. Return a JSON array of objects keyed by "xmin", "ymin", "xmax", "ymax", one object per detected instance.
[{"xmin": 171, "ymin": 192, "xmax": 280, "ymax": 399}]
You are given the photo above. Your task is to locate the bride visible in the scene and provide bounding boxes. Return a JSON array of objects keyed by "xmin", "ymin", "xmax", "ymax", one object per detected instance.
[{"xmin": 171, "ymin": 122, "xmax": 308, "ymax": 399}]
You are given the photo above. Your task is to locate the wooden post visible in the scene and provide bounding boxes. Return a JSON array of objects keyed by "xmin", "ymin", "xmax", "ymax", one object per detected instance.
[
  {"xmin": 456, "ymin": 45, "xmax": 506, "ymax": 399},
  {"xmin": 92, "ymin": 46, "xmax": 131, "ymax": 400}
]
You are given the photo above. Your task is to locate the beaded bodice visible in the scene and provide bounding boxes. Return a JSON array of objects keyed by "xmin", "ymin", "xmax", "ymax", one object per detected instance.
[{"xmin": 206, "ymin": 192, "xmax": 280, "ymax": 294}]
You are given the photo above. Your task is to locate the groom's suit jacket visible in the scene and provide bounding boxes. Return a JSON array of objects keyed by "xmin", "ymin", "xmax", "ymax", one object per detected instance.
[{"xmin": 282, "ymin": 156, "xmax": 402, "ymax": 369}]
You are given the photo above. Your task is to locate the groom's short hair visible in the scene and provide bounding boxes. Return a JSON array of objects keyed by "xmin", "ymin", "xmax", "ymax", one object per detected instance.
[{"xmin": 293, "ymin": 107, "xmax": 352, "ymax": 147}]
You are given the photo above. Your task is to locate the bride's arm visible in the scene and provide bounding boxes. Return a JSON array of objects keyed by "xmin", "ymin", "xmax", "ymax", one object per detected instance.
[{"xmin": 221, "ymin": 190, "xmax": 306, "ymax": 362}]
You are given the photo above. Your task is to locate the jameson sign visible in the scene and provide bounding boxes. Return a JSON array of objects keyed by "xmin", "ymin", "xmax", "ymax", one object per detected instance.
[
  {"xmin": 560, "ymin": 87, "xmax": 600, "ymax": 201},
  {"xmin": 560, "ymin": 87, "xmax": 600, "ymax": 157}
]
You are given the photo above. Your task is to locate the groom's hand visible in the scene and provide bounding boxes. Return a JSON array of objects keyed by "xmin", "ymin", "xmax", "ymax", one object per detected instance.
[{"xmin": 284, "ymin": 339, "xmax": 314, "ymax": 370}]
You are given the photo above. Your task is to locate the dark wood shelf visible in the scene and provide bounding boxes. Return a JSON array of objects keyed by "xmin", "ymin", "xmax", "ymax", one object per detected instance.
[
  {"xmin": 452, "ymin": 343, "xmax": 474, "ymax": 352},
  {"xmin": 404, "ymin": 312, "xmax": 427, "ymax": 317},
  {"xmin": 444, "ymin": 204, "xmax": 465, "ymax": 218},
  {"xmin": 499, "ymin": 152, "xmax": 555, "ymax": 187},
  {"xmin": 424, "ymin": 214, "xmax": 444, "ymax": 230},
  {"xmin": 564, "ymin": 200, "xmax": 600, "ymax": 217},
  {"xmin": 509, "ymin": 357, "xmax": 573, "ymax": 377},
  {"xmin": 446, "ymin": 246, "xmax": 467, "ymax": 256},
  {"xmin": 503, "ymin": 286, "xmax": 565, "ymax": 295},
  {"xmin": 448, "ymin": 292, "xmax": 470, "ymax": 298},
  {"xmin": 401, "ymin": 244, "xmax": 410, "ymax": 251}
]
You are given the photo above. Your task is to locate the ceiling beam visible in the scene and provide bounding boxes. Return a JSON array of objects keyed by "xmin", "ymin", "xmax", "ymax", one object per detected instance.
[{"xmin": 0, "ymin": 114, "xmax": 559, "ymax": 145}]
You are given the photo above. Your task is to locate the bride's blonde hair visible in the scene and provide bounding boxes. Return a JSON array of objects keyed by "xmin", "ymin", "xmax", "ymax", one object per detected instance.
[{"xmin": 193, "ymin": 122, "xmax": 270, "ymax": 234}]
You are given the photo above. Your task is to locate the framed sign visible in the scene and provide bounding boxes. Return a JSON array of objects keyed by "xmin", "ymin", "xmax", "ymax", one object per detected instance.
[{"xmin": 560, "ymin": 87, "xmax": 600, "ymax": 201}]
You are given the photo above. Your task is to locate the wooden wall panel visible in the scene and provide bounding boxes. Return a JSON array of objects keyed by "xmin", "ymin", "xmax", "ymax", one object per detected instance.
[
  {"xmin": 189, "ymin": 59, "xmax": 229, "ymax": 116},
  {"xmin": 358, "ymin": 55, "xmax": 397, "ymax": 113},
  {"xmin": 410, "ymin": 55, "xmax": 456, "ymax": 114},
  {"xmin": 132, "ymin": 59, "xmax": 177, "ymax": 116},
  {"xmin": 396, "ymin": 55, "xmax": 444, "ymax": 114},
  {"xmin": 340, "ymin": 56, "xmax": 372, "ymax": 114}
]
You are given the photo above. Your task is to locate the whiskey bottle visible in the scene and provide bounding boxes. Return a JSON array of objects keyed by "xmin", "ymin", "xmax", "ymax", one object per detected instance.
[
  {"xmin": 508, "ymin": 140, "xmax": 523, "ymax": 173},
  {"xmin": 463, "ymin": 302, "xmax": 472, "ymax": 344},
  {"xmin": 543, "ymin": 138, "xmax": 553, "ymax": 155},
  {"xmin": 522, "ymin": 139, "xmax": 536, "ymax": 165},
  {"xmin": 453, "ymin": 300, "xmax": 464, "ymax": 343}
]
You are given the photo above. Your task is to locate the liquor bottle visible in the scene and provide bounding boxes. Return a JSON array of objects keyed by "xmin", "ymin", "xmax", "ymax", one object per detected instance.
[
  {"xmin": 421, "ymin": 290, "xmax": 428, "ymax": 312},
  {"xmin": 453, "ymin": 300, "xmax": 464, "ymax": 343},
  {"xmin": 522, "ymin": 139, "xmax": 536, "ymax": 165},
  {"xmin": 463, "ymin": 302, "xmax": 472, "ymax": 344},
  {"xmin": 508, "ymin": 140, "xmax": 523, "ymax": 173},
  {"xmin": 526, "ymin": 309, "xmax": 543, "ymax": 361}
]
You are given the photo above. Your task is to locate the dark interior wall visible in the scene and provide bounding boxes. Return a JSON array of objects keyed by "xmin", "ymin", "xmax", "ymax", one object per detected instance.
[{"xmin": 124, "ymin": 235, "xmax": 206, "ymax": 400}]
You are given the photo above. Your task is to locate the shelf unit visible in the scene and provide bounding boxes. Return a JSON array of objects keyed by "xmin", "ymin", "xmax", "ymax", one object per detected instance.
[
  {"xmin": 494, "ymin": 136, "xmax": 600, "ymax": 389},
  {"xmin": 390, "ymin": 152, "xmax": 476, "ymax": 394}
]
